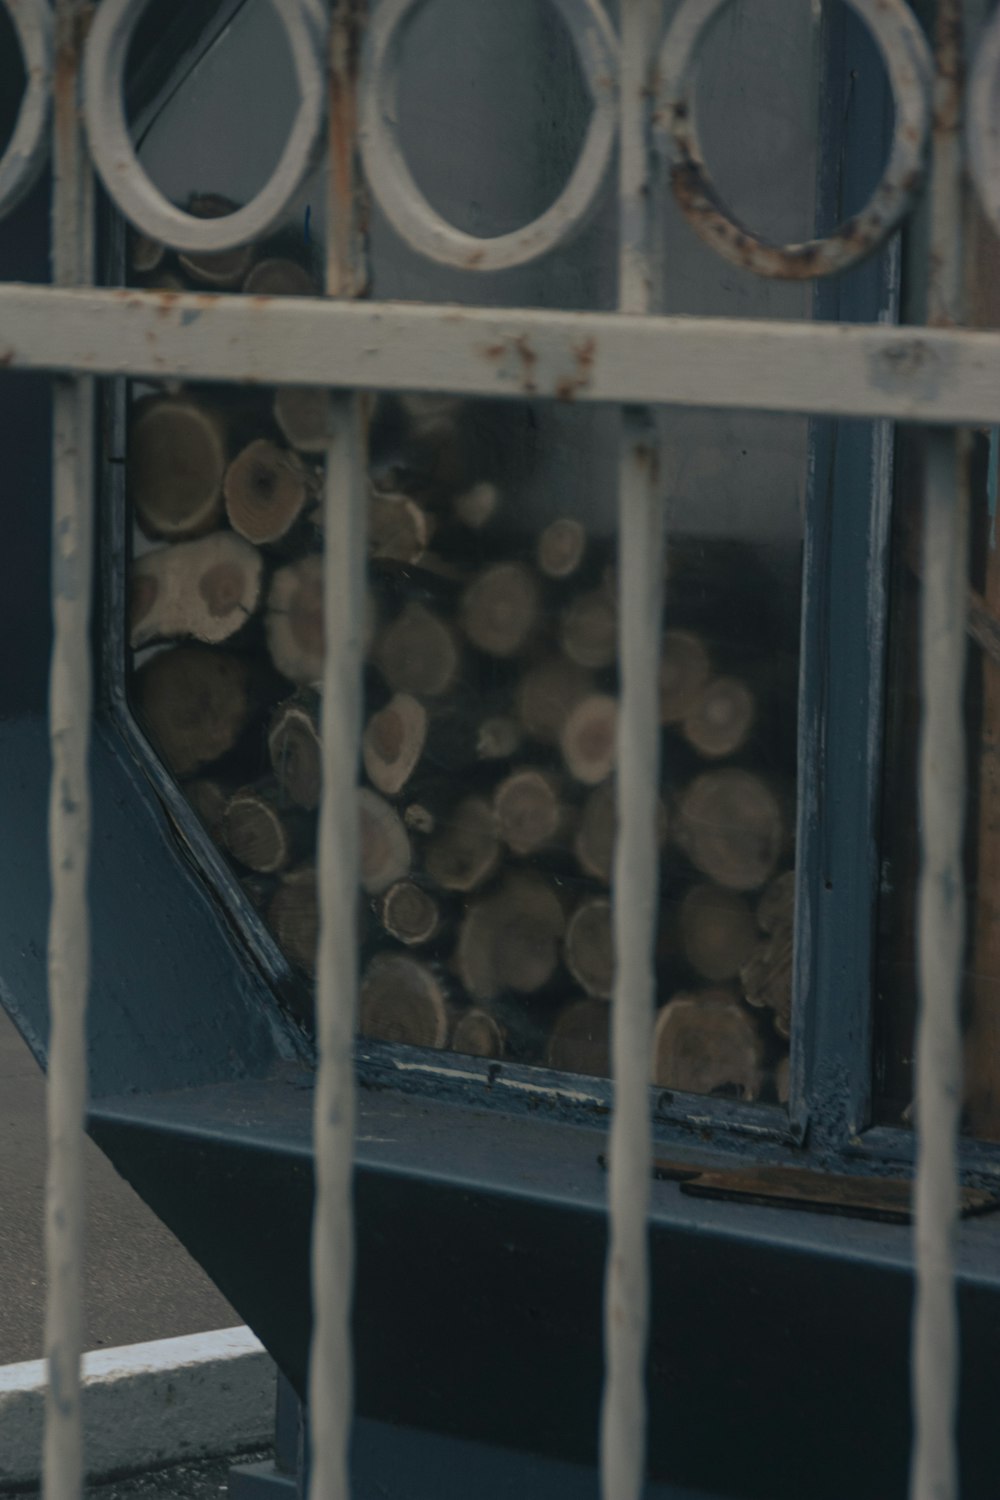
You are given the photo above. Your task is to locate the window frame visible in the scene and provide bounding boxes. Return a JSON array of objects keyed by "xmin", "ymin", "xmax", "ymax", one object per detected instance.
[{"xmin": 85, "ymin": 0, "xmax": 1000, "ymax": 1182}]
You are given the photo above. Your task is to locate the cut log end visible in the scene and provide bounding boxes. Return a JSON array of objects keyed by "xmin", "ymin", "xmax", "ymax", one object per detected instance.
[
  {"xmin": 456, "ymin": 873, "xmax": 566, "ymax": 1002},
  {"xmin": 223, "ymin": 783, "xmax": 308, "ymax": 875},
  {"xmin": 242, "ymin": 258, "xmax": 317, "ymax": 297},
  {"xmin": 459, "ymin": 562, "xmax": 542, "ymax": 658},
  {"xmin": 679, "ymin": 885, "xmax": 757, "ymax": 983},
  {"xmin": 574, "ymin": 779, "xmax": 666, "ymax": 883},
  {"xmin": 575, "ymin": 781, "xmax": 616, "ymax": 883},
  {"xmin": 178, "ymin": 194, "xmax": 255, "ymax": 288},
  {"xmin": 368, "ymin": 491, "xmax": 435, "ymax": 564},
  {"xmin": 757, "ymin": 869, "xmax": 796, "ymax": 934},
  {"xmin": 559, "ymin": 589, "xmax": 617, "ymax": 669},
  {"xmin": 516, "ymin": 657, "xmax": 593, "ymax": 747},
  {"xmin": 379, "ymin": 880, "xmax": 440, "ymax": 946},
  {"xmin": 675, "ymin": 769, "xmax": 786, "ymax": 892},
  {"xmin": 134, "ymin": 646, "xmax": 263, "ymax": 777},
  {"xmin": 659, "ymin": 630, "xmax": 712, "ymax": 724},
  {"xmin": 130, "ymin": 532, "xmax": 263, "ymax": 649},
  {"xmin": 274, "ymin": 387, "xmax": 332, "ymax": 454},
  {"xmin": 425, "ymin": 796, "xmax": 501, "ymax": 893},
  {"xmin": 268, "ymin": 865, "xmax": 318, "ymax": 977},
  {"xmin": 477, "ymin": 715, "xmax": 523, "ymax": 761},
  {"xmin": 129, "ymin": 398, "xmax": 227, "ymax": 541},
  {"xmin": 360, "ymin": 953, "xmax": 450, "ymax": 1049},
  {"xmin": 363, "ymin": 694, "xmax": 428, "ymax": 796},
  {"xmin": 224, "ymin": 439, "xmax": 315, "ymax": 545},
  {"xmin": 130, "ymin": 231, "xmax": 164, "ymax": 274},
  {"xmin": 564, "ymin": 897, "xmax": 614, "ymax": 999},
  {"xmin": 453, "ymin": 481, "xmax": 500, "ymax": 530},
  {"xmin": 682, "ymin": 676, "xmax": 755, "ymax": 760},
  {"xmin": 546, "ymin": 998, "xmax": 610, "ymax": 1078},
  {"xmin": 374, "ymin": 602, "xmax": 461, "ymax": 698},
  {"xmin": 359, "ymin": 787, "xmax": 412, "ymax": 895},
  {"xmin": 537, "ymin": 518, "xmax": 587, "ymax": 580},
  {"xmin": 266, "ymin": 555, "xmax": 324, "ymax": 686},
  {"xmin": 268, "ymin": 695, "xmax": 322, "ymax": 810},
  {"xmin": 494, "ymin": 769, "xmax": 567, "ymax": 857},
  {"xmin": 404, "ymin": 802, "xmax": 436, "ymax": 836},
  {"xmin": 560, "ymin": 694, "xmax": 618, "ymax": 786},
  {"xmin": 451, "ymin": 1008, "xmax": 505, "ymax": 1059},
  {"xmin": 653, "ymin": 992, "xmax": 764, "ymax": 1100}
]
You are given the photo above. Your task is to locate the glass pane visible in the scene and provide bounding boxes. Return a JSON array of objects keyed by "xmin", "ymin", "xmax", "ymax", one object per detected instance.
[
  {"xmin": 113, "ymin": 0, "xmax": 822, "ymax": 1110},
  {"xmin": 123, "ymin": 375, "xmax": 802, "ymax": 1105},
  {"xmin": 876, "ymin": 430, "xmax": 1000, "ymax": 1139}
]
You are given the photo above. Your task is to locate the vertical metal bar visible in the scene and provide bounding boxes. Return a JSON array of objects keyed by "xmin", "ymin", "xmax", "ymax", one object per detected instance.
[
  {"xmin": 45, "ymin": 5, "xmax": 94, "ymax": 1500},
  {"xmin": 911, "ymin": 5, "xmax": 967, "ymax": 1499},
  {"xmin": 310, "ymin": 6, "xmax": 369, "ymax": 1500},
  {"xmin": 600, "ymin": 6, "xmax": 663, "ymax": 1500}
]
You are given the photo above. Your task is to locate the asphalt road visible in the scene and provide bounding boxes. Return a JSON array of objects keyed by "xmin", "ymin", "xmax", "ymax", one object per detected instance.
[
  {"xmin": 16, "ymin": 1451, "xmax": 274, "ymax": 1499},
  {"xmin": 0, "ymin": 1007, "xmax": 237, "ymax": 1366}
]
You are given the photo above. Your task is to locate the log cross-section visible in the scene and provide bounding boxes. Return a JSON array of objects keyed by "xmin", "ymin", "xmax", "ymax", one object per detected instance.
[
  {"xmin": 130, "ymin": 532, "xmax": 264, "ymax": 649},
  {"xmin": 653, "ymin": 992, "xmax": 764, "ymax": 1100},
  {"xmin": 456, "ymin": 872, "xmax": 566, "ymax": 1001},
  {"xmin": 128, "ymin": 397, "xmax": 228, "ymax": 541},
  {"xmin": 224, "ymin": 438, "xmax": 317, "ymax": 546},
  {"xmin": 360, "ymin": 953, "xmax": 450, "ymax": 1048},
  {"xmin": 362, "ymin": 694, "xmax": 428, "ymax": 796}
]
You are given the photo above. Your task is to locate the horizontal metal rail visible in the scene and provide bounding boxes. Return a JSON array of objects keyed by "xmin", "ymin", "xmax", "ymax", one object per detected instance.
[{"xmin": 2, "ymin": 285, "xmax": 1000, "ymax": 423}]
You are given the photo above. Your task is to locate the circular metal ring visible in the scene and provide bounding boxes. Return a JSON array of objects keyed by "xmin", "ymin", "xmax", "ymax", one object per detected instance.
[
  {"xmin": 656, "ymin": 0, "xmax": 933, "ymax": 280},
  {"xmin": 83, "ymin": 0, "xmax": 324, "ymax": 254},
  {"xmin": 968, "ymin": 7, "xmax": 1000, "ymax": 243},
  {"xmin": 359, "ymin": 0, "xmax": 619, "ymax": 272},
  {"xmin": 0, "ymin": 0, "xmax": 52, "ymax": 221}
]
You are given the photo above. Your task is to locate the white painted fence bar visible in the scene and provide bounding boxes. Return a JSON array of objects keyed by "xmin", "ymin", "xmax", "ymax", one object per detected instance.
[
  {"xmin": 3, "ymin": 286, "xmax": 1000, "ymax": 424},
  {"xmin": 44, "ymin": 5, "xmax": 94, "ymax": 1500},
  {"xmin": 310, "ymin": 7, "xmax": 369, "ymax": 1500},
  {"xmin": 600, "ymin": 5, "xmax": 663, "ymax": 1498},
  {"xmin": 0, "ymin": 2, "xmax": 985, "ymax": 1498},
  {"xmin": 910, "ymin": 4, "xmax": 967, "ymax": 1498}
]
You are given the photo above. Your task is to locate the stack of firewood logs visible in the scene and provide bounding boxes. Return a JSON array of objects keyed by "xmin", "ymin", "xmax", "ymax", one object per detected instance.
[{"xmin": 128, "ymin": 205, "xmax": 796, "ymax": 1104}]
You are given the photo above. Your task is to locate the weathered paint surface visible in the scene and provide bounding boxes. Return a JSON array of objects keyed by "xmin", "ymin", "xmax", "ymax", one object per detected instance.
[
  {"xmin": 309, "ymin": 9, "xmax": 369, "ymax": 1500},
  {"xmin": 358, "ymin": 0, "xmax": 619, "ymax": 271},
  {"xmin": 656, "ymin": 0, "xmax": 933, "ymax": 279},
  {"xmin": 4, "ymin": 286, "xmax": 1000, "ymax": 423},
  {"xmin": 0, "ymin": 0, "xmax": 53, "ymax": 219},
  {"xmin": 46, "ymin": 9, "xmax": 93, "ymax": 1499}
]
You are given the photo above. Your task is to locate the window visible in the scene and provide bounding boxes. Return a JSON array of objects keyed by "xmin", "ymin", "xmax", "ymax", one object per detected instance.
[{"xmin": 112, "ymin": 0, "xmax": 830, "ymax": 1113}]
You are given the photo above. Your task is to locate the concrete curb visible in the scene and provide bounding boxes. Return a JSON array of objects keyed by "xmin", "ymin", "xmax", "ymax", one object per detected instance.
[{"xmin": 0, "ymin": 1327, "xmax": 275, "ymax": 1490}]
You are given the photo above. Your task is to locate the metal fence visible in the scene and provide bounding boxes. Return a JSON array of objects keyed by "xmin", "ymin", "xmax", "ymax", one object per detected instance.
[{"xmin": 0, "ymin": 0, "xmax": 994, "ymax": 1496}]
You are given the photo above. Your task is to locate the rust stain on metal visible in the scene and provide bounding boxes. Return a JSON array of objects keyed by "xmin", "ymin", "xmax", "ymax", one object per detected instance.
[
  {"xmin": 514, "ymin": 335, "xmax": 538, "ymax": 392},
  {"xmin": 52, "ymin": 9, "xmax": 85, "ymax": 164},
  {"xmin": 327, "ymin": 2, "xmax": 369, "ymax": 298},
  {"xmin": 669, "ymin": 55, "xmax": 925, "ymax": 286},
  {"xmin": 927, "ymin": 0, "xmax": 965, "ymax": 328},
  {"xmin": 479, "ymin": 336, "xmax": 537, "ymax": 390},
  {"xmin": 554, "ymin": 337, "xmax": 596, "ymax": 402}
]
